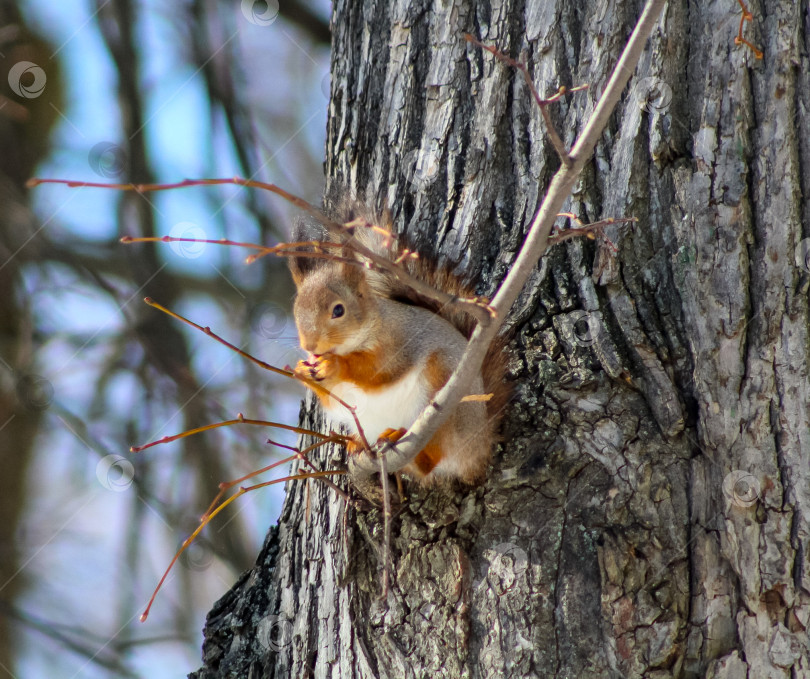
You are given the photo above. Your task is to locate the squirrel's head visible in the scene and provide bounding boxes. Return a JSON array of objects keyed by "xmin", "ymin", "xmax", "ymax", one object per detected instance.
[{"xmin": 292, "ymin": 262, "xmax": 378, "ymax": 356}]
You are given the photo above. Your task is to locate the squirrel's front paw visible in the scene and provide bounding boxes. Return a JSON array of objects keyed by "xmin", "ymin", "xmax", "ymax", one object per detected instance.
[
  {"xmin": 293, "ymin": 359, "xmax": 314, "ymax": 381},
  {"xmin": 310, "ymin": 355, "xmax": 336, "ymax": 381},
  {"xmin": 294, "ymin": 355, "xmax": 336, "ymax": 382}
]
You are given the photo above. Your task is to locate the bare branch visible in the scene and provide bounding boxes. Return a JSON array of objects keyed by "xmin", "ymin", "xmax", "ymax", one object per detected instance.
[
  {"xmin": 129, "ymin": 414, "xmax": 339, "ymax": 453},
  {"xmin": 140, "ymin": 297, "xmax": 372, "ymax": 449},
  {"xmin": 28, "ymin": 177, "xmax": 494, "ymax": 325},
  {"xmin": 139, "ymin": 468, "xmax": 345, "ymax": 622}
]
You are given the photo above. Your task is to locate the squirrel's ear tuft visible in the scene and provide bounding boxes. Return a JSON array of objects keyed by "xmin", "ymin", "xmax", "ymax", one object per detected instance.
[
  {"xmin": 288, "ymin": 253, "xmax": 308, "ymax": 287},
  {"xmin": 288, "ymin": 215, "xmax": 328, "ymax": 286},
  {"xmin": 339, "ymin": 260, "xmax": 366, "ymax": 286}
]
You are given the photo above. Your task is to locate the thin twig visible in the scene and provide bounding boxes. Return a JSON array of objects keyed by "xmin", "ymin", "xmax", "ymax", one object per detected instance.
[
  {"xmin": 142, "ymin": 297, "xmax": 372, "ymax": 451},
  {"xmin": 120, "ymin": 235, "xmax": 426, "ymax": 285},
  {"xmin": 130, "ymin": 414, "xmax": 335, "ymax": 452},
  {"xmin": 139, "ymin": 468, "xmax": 346, "ymax": 622},
  {"xmin": 198, "ymin": 437, "xmax": 346, "ymax": 519},
  {"xmin": 464, "ymin": 34, "xmax": 589, "ymax": 165},
  {"xmin": 120, "ymin": 234, "xmax": 274, "ymax": 253},
  {"xmin": 378, "ymin": 450, "xmax": 391, "ymax": 599},
  {"xmin": 27, "ymin": 176, "xmax": 494, "ymax": 325},
  {"xmin": 292, "ymin": 437, "xmax": 352, "ymax": 502},
  {"xmin": 200, "ymin": 452, "xmax": 300, "ymax": 519},
  {"xmin": 349, "ymin": 0, "xmax": 668, "ymax": 480},
  {"xmin": 735, "ymin": 0, "xmax": 763, "ymax": 59},
  {"xmin": 265, "ymin": 437, "xmax": 302, "ymax": 454},
  {"xmin": 549, "ymin": 214, "xmax": 637, "ymax": 250}
]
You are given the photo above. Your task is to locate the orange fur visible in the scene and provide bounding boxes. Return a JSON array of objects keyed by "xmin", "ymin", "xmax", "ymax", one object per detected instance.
[
  {"xmin": 379, "ymin": 427, "xmax": 407, "ymax": 441},
  {"xmin": 411, "ymin": 439, "xmax": 444, "ymax": 476},
  {"xmin": 425, "ymin": 350, "xmax": 452, "ymax": 392},
  {"xmin": 334, "ymin": 349, "xmax": 403, "ymax": 390}
]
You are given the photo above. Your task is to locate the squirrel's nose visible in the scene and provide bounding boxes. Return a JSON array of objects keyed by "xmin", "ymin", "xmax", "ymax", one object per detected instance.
[{"xmin": 300, "ymin": 335, "xmax": 317, "ymax": 354}]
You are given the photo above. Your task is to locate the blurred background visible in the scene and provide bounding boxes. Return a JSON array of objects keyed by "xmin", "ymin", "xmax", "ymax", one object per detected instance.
[{"xmin": 0, "ymin": 0, "xmax": 330, "ymax": 676}]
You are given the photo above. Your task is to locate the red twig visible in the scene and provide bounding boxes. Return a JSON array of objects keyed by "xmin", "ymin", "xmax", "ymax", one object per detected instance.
[
  {"xmin": 27, "ymin": 176, "xmax": 494, "ymax": 325},
  {"xmin": 141, "ymin": 297, "xmax": 373, "ymax": 452},
  {"xmin": 550, "ymin": 214, "xmax": 638, "ymax": 252},
  {"xmin": 139, "ymin": 468, "xmax": 345, "ymax": 622},
  {"xmin": 129, "ymin": 413, "xmax": 341, "ymax": 453},
  {"xmin": 735, "ymin": 0, "xmax": 763, "ymax": 59}
]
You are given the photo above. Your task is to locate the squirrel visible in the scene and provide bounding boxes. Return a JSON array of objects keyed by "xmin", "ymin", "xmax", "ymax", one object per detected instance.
[{"xmin": 289, "ymin": 201, "xmax": 507, "ymax": 485}]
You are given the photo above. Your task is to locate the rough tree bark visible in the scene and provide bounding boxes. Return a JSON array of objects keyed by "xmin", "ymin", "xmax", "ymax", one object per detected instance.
[{"xmin": 191, "ymin": 0, "xmax": 809, "ymax": 677}]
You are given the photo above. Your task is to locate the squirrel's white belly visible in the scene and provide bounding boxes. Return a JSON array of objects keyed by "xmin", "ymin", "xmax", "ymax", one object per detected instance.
[{"xmin": 323, "ymin": 365, "xmax": 429, "ymax": 442}]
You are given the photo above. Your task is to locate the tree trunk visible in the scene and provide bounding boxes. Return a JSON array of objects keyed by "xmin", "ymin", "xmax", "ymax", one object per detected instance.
[
  {"xmin": 191, "ymin": 0, "xmax": 810, "ymax": 677},
  {"xmin": 0, "ymin": 4, "xmax": 61, "ymax": 672}
]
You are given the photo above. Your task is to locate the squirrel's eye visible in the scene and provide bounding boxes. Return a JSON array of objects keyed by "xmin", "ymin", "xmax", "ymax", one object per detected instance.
[{"xmin": 331, "ymin": 303, "xmax": 345, "ymax": 319}]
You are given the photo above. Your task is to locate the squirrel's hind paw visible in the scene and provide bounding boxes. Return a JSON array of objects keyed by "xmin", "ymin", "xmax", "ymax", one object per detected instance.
[
  {"xmin": 344, "ymin": 427, "xmax": 406, "ymax": 457},
  {"xmin": 345, "ymin": 434, "xmax": 364, "ymax": 456},
  {"xmin": 377, "ymin": 427, "xmax": 407, "ymax": 445}
]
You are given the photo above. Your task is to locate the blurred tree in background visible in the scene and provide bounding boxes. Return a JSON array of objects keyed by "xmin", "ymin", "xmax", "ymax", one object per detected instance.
[{"xmin": 0, "ymin": 0, "xmax": 330, "ymax": 676}]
